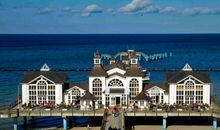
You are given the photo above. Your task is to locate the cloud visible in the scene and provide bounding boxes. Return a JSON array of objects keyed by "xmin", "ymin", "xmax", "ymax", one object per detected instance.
[
  {"xmin": 160, "ymin": 6, "xmax": 176, "ymax": 14},
  {"xmin": 82, "ymin": 4, "xmax": 102, "ymax": 16},
  {"xmin": 182, "ymin": 7, "xmax": 220, "ymax": 16},
  {"xmin": 119, "ymin": 0, "xmax": 151, "ymax": 13},
  {"xmin": 118, "ymin": 0, "xmax": 161, "ymax": 15},
  {"xmin": 39, "ymin": 8, "xmax": 53, "ymax": 14}
]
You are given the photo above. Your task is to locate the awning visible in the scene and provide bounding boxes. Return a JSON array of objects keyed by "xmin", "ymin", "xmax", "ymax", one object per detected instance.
[{"xmin": 110, "ymin": 89, "xmax": 124, "ymax": 93}]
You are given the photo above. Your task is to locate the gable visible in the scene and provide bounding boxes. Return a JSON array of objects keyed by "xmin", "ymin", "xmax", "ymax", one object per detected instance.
[
  {"xmin": 107, "ymin": 68, "xmax": 126, "ymax": 75},
  {"xmin": 177, "ymin": 75, "xmax": 204, "ymax": 84},
  {"xmin": 167, "ymin": 71, "xmax": 211, "ymax": 83},
  {"xmin": 145, "ymin": 86, "xmax": 166, "ymax": 92},
  {"xmin": 28, "ymin": 75, "xmax": 55, "ymax": 84},
  {"xmin": 66, "ymin": 86, "xmax": 86, "ymax": 93}
]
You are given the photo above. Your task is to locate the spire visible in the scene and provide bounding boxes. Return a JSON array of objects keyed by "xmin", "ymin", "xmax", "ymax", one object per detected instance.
[
  {"xmin": 182, "ymin": 63, "xmax": 192, "ymax": 71},
  {"xmin": 40, "ymin": 64, "xmax": 50, "ymax": 71},
  {"xmin": 94, "ymin": 50, "xmax": 101, "ymax": 65},
  {"xmin": 94, "ymin": 50, "xmax": 101, "ymax": 58}
]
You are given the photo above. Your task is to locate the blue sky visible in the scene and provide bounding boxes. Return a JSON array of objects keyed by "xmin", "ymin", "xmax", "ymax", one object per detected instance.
[{"xmin": 0, "ymin": 0, "xmax": 220, "ymax": 34}]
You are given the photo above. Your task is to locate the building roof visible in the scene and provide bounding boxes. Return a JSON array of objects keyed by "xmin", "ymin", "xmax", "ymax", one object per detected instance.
[
  {"xmin": 130, "ymin": 52, "xmax": 137, "ymax": 59},
  {"xmin": 21, "ymin": 71, "xmax": 68, "ymax": 84},
  {"xmin": 134, "ymin": 92, "xmax": 151, "ymax": 101},
  {"xmin": 105, "ymin": 62, "xmax": 127, "ymax": 71},
  {"xmin": 124, "ymin": 65, "xmax": 145, "ymax": 77},
  {"xmin": 89, "ymin": 65, "xmax": 107, "ymax": 77},
  {"xmin": 80, "ymin": 91, "xmax": 98, "ymax": 101},
  {"xmin": 166, "ymin": 71, "xmax": 211, "ymax": 83},
  {"xmin": 122, "ymin": 55, "xmax": 129, "ymax": 60},
  {"xmin": 68, "ymin": 83, "xmax": 89, "ymax": 91},
  {"xmin": 144, "ymin": 83, "xmax": 169, "ymax": 92}
]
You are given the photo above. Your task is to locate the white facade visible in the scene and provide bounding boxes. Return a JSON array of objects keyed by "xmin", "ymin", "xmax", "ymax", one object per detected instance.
[
  {"xmin": 21, "ymin": 54, "xmax": 212, "ymax": 108},
  {"xmin": 21, "ymin": 65, "xmax": 66, "ymax": 106}
]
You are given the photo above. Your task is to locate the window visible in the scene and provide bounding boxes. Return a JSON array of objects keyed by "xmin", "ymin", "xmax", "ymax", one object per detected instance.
[
  {"xmin": 185, "ymin": 80, "xmax": 194, "ymax": 104},
  {"xmin": 196, "ymin": 85, "xmax": 203, "ymax": 104},
  {"xmin": 176, "ymin": 79, "xmax": 203, "ymax": 104},
  {"xmin": 95, "ymin": 59, "xmax": 100, "ymax": 64},
  {"xmin": 48, "ymin": 85, "xmax": 55, "ymax": 104},
  {"xmin": 122, "ymin": 94, "xmax": 127, "ymax": 105},
  {"xmin": 105, "ymin": 95, "xmax": 110, "ymax": 106},
  {"xmin": 176, "ymin": 85, "xmax": 184, "ymax": 104},
  {"xmin": 129, "ymin": 79, "xmax": 139, "ymax": 104},
  {"xmin": 93, "ymin": 79, "xmax": 102, "ymax": 104},
  {"xmin": 140, "ymin": 101, "xmax": 144, "ymax": 106},
  {"xmin": 108, "ymin": 79, "xmax": 123, "ymax": 87},
  {"xmin": 37, "ymin": 80, "xmax": 47, "ymax": 104},
  {"xmin": 29, "ymin": 85, "xmax": 36, "ymax": 105},
  {"xmin": 68, "ymin": 88, "xmax": 81, "ymax": 104},
  {"xmin": 132, "ymin": 59, "xmax": 137, "ymax": 64},
  {"xmin": 150, "ymin": 88, "xmax": 160, "ymax": 104}
]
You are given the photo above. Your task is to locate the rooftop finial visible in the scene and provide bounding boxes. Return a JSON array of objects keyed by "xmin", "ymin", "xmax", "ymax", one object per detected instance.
[
  {"xmin": 182, "ymin": 63, "xmax": 192, "ymax": 71},
  {"xmin": 40, "ymin": 64, "xmax": 50, "ymax": 71},
  {"xmin": 94, "ymin": 50, "xmax": 101, "ymax": 58}
]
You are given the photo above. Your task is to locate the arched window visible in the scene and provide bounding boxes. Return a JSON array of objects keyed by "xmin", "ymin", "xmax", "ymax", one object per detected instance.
[
  {"xmin": 129, "ymin": 79, "xmax": 139, "ymax": 104},
  {"xmin": 185, "ymin": 80, "xmax": 195, "ymax": 104},
  {"xmin": 69, "ymin": 88, "xmax": 81, "ymax": 104},
  {"xmin": 92, "ymin": 79, "xmax": 102, "ymax": 104},
  {"xmin": 108, "ymin": 79, "xmax": 123, "ymax": 87},
  {"xmin": 37, "ymin": 80, "xmax": 47, "ymax": 104}
]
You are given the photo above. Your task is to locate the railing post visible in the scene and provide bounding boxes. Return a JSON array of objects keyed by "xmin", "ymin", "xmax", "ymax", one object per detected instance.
[
  {"xmin": 13, "ymin": 117, "xmax": 18, "ymax": 130},
  {"xmin": 213, "ymin": 118, "xmax": 217, "ymax": 130},
  {"xmin": 162, "ymin": 117, "xmax": 167, "ymax": 130},
  {"xmin": 63, "ymin": 117, "xmax": 68, "ymax": 130}
]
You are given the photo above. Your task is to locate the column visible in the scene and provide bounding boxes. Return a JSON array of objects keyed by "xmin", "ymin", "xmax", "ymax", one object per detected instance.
[
  {"xmin": 162, "ymin": 117, "xmax": 167, "ymax": 130},
  {"xmin": 63, "ymin": 117, "xmax": 67, "ymax": 130},
  {"xmin": 13, "ymin": 118, "xmax": 18, "ymax": 130},
  {"xmin": 213, "ymin": 118, "xmax": 217, "ymax": 130}
]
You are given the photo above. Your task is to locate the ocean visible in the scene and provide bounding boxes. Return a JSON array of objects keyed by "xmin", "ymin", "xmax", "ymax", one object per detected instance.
[{"xmin": 0, "ymin": 34, "xmax": 220, "ymax": 129}]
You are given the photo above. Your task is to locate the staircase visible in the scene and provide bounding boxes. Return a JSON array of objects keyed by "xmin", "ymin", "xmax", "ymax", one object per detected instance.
[{"xmin": 104, "ymin": 109, "xmax": 125, "ymax": 130}]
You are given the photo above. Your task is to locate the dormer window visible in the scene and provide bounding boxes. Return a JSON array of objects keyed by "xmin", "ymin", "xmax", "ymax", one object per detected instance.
[
  {"xmin": 95, "ymin": 59, "xmax": 99, "ymax": 64},
  {"xmin": 131, "ymin": 59, "xmax": 137, "ymax": 64},
  {"xmin": 94, "ymin": 58, "xmax": 101, "ymax": 65}
]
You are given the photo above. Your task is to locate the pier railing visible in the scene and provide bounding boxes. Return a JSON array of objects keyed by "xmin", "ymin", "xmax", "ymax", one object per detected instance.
[{"xmin": 1, "ymin": 107, "xmax": 220, "ymax": 118}]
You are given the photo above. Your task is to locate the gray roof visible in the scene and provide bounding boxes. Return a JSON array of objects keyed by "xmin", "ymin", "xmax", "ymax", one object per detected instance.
[
  {"xmin": 80, "ymin": 91, "xmax": 98, "ymax": 101},
  {"xmin": 68, "ymin": 83, "xmax": 89, "ymax": 91},
  {"xmin": 105, "ymin": 62, "xmax": 127, "ymax": 71},
  {"xmin": 89, "ymin": 65, "xmax": 107, "ymax": 77},
  {"xmin": 167, "ymin": 71, "xmax": 211, "ymax": 83},
  {"xmin": 134, "ymin": 92, "xmax": 151, "ymax": 101},
  {"xmin": 124, "ymin": 65, "xmax": 145, "ymax": 77},
  {"xmin": 21, "ymin": 71, "xmax": 68, "ymax": 83}
]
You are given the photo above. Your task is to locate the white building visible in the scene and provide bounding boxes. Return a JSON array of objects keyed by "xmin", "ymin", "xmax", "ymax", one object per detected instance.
[{"xmin": 21, "ymin": 51, "xmax": 212, "ymax": 109}]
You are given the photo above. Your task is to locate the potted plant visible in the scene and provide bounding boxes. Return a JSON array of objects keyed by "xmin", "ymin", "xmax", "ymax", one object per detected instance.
[
  {"xmin": 27, "ymin": 103, "xmax": 32, "ymax": 111},
  {"xmin": 61, "ymin": 102, "xmax": 67, "ymax": 111},
  {"xmin": 157, "ymin": 105, "xmax": 163, "ymax": 111},
  {"xmin": 122, "ymin": 103, "xmax": 127, "ymax": 109},
  {"xmin": 177, "ymin": 104, "xmax": 183, "ymax": 112}
]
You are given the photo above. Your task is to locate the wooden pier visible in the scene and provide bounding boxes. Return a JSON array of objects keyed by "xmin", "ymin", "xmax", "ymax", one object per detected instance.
[{"xmin": 1, "ymin": 107, "xmax": 220, "ymax": 130}]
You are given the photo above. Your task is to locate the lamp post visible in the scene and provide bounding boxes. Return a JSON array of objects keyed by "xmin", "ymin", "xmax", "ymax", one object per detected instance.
[{"xmin": 17, "ymin": 84, "xmax": 20, "ymax": 109}]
